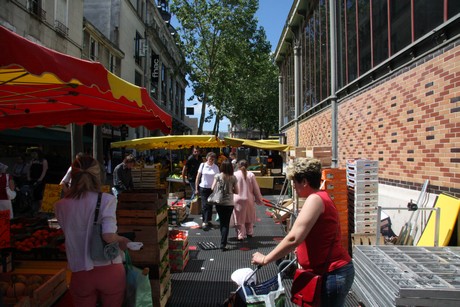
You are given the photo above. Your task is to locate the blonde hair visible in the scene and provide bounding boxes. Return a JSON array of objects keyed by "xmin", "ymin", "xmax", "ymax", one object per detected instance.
[
  {"xmin": 66, "ymin": 156, "xmax": 102, "ymax": 199},
  {"xmin": 286, "ymin": 158, "xmax": 322, "ymax": 189}
]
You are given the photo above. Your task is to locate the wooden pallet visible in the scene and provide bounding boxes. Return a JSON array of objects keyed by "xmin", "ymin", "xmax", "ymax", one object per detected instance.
[{"xmin": 351, "ymin": 233, "xmax": 384, "ymax": 246}]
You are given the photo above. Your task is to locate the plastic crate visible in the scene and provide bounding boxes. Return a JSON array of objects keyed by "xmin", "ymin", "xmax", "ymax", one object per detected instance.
[
  {"xmin": 346, "ymin": 172, "xmax": 378, "ymax": 181},
  {"xmin": 322, "ymin": 168, "xmax": 347, "ymax": 180},
  {"xmin": 346, "ymin": 159, "xmax": 379, "ymax": 168},
  {"xmin": 354, "ymin": 220, "xmax": 378, "ymax": 234},
  {"xmin": 347, "ymin": 180, "xmax": 379, "ymax": 191},
  {"xmin": 352, "ymin": 193, "xmax": 379, "ymax": 202},
  {"xmin": 354, "ymin": 207, "xmax": 378, "ymax": 216}
]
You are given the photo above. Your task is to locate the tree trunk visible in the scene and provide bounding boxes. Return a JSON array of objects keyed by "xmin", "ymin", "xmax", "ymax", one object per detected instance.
[{"xmin": 198, "ymin": 95, "xmax": 207, "ymax": 134}]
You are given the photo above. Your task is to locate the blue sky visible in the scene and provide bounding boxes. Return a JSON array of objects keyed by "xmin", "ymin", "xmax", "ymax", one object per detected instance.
[{"xmin": 181, "ymin": 1, "xmax": 293, "ymax": 133}]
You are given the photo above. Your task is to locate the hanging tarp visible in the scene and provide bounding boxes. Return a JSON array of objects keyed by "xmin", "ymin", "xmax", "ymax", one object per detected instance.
[{"xmin": 0, "ymin": 26, "xmax": 171, "ymax": 132}]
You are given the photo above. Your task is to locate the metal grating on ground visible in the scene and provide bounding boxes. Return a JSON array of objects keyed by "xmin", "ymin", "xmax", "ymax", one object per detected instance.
[{"xmin": 166, "ymin": 195, "xmax": 362, "ymax": 307}]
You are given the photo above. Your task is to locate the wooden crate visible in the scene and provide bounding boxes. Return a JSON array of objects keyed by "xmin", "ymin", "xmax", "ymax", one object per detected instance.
[
  {"xmin": 0, "ymin": 269, "xmax": 67, "ymax": 307},
  {"xmin": 351, "ymin": 233, "xmax": 383, "ymax": 246},
  {"xmin": 151, "ymin": 270, "xmax": 171, "ymax": 307},
  {"xmin": 120, "ymin": 224, "xmax": 169, "ymax": 266},
  {"xmin": 117, "ymin": 205, "xmax": 168, "ymax": 226},
  {"xmin": 117, "ymin": 191, "xmax": 167, "ymax": 210},
  {"xmin": 118, "ymin": 218, "xmax": 168, "ymax": 245},
  {"xmin": 294, "ymin": 147, "xmax": 306, "ymax": 158}
]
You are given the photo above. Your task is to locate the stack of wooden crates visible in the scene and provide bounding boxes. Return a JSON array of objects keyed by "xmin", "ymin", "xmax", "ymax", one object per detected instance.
[
  {"xmin": 346, "ymin": 159, "xmax": 381, "ymax": 248},
  {"xmin": 131, "ymin": 164, "xmax": 162, "ymax": 189},
  {"xmin": 295, "ymin": 146, "xmax": 332, "ymax": 168},
  {"xmin": 116, "ymin": 191, "xmax": 171, "ymax": 307},
  {"xmin": 321, "ymin": 168, "xmax": 349, "ymax": 254}
]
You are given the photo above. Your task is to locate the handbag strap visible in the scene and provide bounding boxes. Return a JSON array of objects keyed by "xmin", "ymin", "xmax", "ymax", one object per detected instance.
[{"xmin": 93, "ymin": 192, "xmax": 102, "ymax": 225}]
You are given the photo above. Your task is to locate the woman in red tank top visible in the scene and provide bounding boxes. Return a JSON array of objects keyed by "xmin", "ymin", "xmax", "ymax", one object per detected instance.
[{"xmin": 251, "ymin": 158, "xmax": 354, "ymax": 307}]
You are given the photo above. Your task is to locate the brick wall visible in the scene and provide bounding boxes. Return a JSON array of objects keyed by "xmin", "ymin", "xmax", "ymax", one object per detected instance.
[{"xmin": 285, "ymin": 42, "xmax": 460, "ymax": 198}]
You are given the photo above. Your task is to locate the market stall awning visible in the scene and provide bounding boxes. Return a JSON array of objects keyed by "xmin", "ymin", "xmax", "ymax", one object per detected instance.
[
  {"xmin": 224, "ymin": 137, "xmax": 291, "ymax": 152},
  {"xmin": 0, "ymin": 26, "xmax": 172, "ymax": 132},
  {"xmin": 111, "ymin": 135, "xmax": 226, "ymax": 151}
]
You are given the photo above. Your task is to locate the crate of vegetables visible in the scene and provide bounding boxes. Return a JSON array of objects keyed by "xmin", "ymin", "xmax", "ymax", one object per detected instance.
[
  {"xmin": 0, "ymin": 269, "xmax": 67, "ymax": 307},
  {"xmin": 12, "ymin": 228, "xmax": 66, "ymax": 260}
]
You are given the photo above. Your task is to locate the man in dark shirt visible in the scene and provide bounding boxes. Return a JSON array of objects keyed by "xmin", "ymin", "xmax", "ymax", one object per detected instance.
[
  {"xmin": 182, "ymin": 147, "xmax": 201, "ymax": 200},
  {"xmin": 112, "ymin": 154, "xmax": 136, "ymax": 196}
]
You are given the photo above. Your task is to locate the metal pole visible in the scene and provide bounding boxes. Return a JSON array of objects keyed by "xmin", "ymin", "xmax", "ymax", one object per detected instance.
[
  {"xmin": 376, "ymin": 206, "xmax": 382, "ymax": 245},
  {"xmin": 278, "ymin": 75, "xmax": 283, "ymax": 136},
  {"xmin": 434, "ymin": 207, "xmax": 440, "ymax": 247},
  {"xmin": 294, "ymin": 42, "xmax": 301, "ymax": 147},
  {"xmin": 329, "ymin": 0, "xmax": 338, "ymax": 168}
]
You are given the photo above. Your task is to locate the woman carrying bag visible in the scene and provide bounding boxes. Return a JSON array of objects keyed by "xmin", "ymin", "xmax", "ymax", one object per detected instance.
[
  {"xmin": 210, "ymin": 160, "xmax": 238, "ymax": 251},
  {"xmin": 195, "ymin": 152, "xmax": 219, "ymax": 230},
  {"xmin": 251, "ymin": 158, "xmax": 354, "ymax": 307},
  {"xmin": 55, "ymin": 156, "xmax": 131, "ymax": 307},
  {"xmin": 233, "ymin": 159, "xmax": 263, "ymax": 241}
]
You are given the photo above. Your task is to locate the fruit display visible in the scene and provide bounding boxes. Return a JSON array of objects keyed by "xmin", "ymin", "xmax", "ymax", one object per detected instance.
[
  {"xmin": 10, "ymin": 217, "xmax": 66, "ymax": 259},
  {"xmin": 0, "ymin": 274, "xmax": 47, "ymax": 301},
  {"xmin": 12, "ymin": 228, "xmax": 64, "ymax": 252},
  {"xmin": 0, "ymin": 269, "xmax": 67, "ymax": 307}
]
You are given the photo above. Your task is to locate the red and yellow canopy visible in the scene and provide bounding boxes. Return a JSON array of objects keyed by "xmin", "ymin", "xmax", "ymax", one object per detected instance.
[{"xmin": 0, "ymin": 26, "xmax": 171, "ymax": 132}]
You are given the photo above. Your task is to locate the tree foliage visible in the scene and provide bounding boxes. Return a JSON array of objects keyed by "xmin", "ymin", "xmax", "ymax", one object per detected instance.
[{"xmin": 171, "ymin": 0, "xmax": 278, "ymax": 136}]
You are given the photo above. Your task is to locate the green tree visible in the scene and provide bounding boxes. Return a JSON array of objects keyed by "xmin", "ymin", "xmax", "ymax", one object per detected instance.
[{"xmin": 171, "ymin": 0, "xmax": 278, "ymax": 136}]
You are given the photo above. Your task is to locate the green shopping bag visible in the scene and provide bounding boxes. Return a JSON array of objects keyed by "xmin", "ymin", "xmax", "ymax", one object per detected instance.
[{"xmin": 124, "ymin": 251, "xmax": 153, "ymax": 307}]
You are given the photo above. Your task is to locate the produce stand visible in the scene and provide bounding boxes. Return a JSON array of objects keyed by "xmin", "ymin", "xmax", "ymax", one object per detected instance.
[
  {"xmin": 1, "ymin": 214, "xmax": 69, "ymax": 307},
  {"xmin": 116, "ymin": 190, "xmax": 171, "ymax": 306}
]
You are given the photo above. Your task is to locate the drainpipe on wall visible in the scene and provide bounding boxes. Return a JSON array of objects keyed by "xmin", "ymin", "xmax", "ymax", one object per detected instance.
[
  {"xmin": 294, "ymin": 40, "xmax": 301, "ymax": 147},
  {"xmin": 329, "ymin": 0, "xmax": 338, "ymax": 168},
  {"xmin": 278, "ymin": 75, "xmax": 284, "ymax": 141}
]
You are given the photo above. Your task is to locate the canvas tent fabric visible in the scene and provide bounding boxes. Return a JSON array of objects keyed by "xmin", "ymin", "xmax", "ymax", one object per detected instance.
[
  {"xmin": 0, "ymin": 26, "xmax": 171, "ymax": 132},
  {"xmin": 111, "ymin": 135, "xmax": 226, "ymax": 151},
  {"xmin": 224, "ymin": 137, "xmax": 291, "ymax": 152}
]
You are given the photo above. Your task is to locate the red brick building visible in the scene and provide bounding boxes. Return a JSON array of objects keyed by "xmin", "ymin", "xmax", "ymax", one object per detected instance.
[{"xmin": 276, "ymin": 0, "xmax": 459, "ymax": 199}]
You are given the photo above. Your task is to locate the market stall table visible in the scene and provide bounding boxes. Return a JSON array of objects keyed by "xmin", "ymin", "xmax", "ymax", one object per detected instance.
[
  {"xmin": 253, "ymin": 175, "xmax": 285, "ymax": 192},
  {"xmin": 166, "ymin": 177, "xmax": 190, "ymax": 196}
]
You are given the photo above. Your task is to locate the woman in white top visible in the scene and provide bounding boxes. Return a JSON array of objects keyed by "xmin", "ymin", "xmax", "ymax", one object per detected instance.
[
  {"xmin": 55, "ymin": 156, "xmax": 130, "ymax": 307},
  {"xmin": 195, "ymin": 152, "xmax": 219, "ymax": 230}
]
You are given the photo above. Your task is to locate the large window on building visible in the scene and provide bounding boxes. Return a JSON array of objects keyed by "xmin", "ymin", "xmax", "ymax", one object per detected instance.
[
  {"xmin": 389, "ymin": 0, "xmax": 411, "ymax": 56},
  {"xmin": 372, "ymin": 0, "xmax": 388, "ymax": 67},
  {"xmin": 414, "ymin": 1, "xmax": 443, "ymax": 40},
  {"xmin": 346, "ymin": 0, "xmax": 357, "ymax": 83},
  {"xmin": 289, "ymin": 0, "xmax": 457, "ymax": 118},
  {"xmin": 358, "ymin": 0, "xmax": 371, "ymax": 76},
  {"xmin": 134, "ymin": 31, "xmax": 143, "ymax": 66},
  {"xmin": 89, "ymin": 37, "xmax": 98, "ymax": 61}
]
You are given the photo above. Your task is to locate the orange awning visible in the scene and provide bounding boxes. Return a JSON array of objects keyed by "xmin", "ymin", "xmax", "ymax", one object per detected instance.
[{"xmin": 0, "ymin": 26, "xmax": 172, "ymax": 132}]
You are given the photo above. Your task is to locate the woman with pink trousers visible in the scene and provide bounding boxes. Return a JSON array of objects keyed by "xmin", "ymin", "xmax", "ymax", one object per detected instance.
[{"xmin": 232, "ymin": 160, "xmax": 263, "ymax": 240}]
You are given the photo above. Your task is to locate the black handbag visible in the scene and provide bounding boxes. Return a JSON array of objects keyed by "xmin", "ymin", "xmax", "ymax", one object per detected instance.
[{"xmin": 90, "ymin": 193, "xmax": 119, "ymax": 261}]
